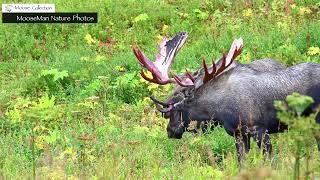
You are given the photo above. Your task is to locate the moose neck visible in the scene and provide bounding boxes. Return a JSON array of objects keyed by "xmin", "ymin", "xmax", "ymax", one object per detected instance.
[{"xmin": 183, "ymin": 63, "xmax": 240, "ymax": 124}]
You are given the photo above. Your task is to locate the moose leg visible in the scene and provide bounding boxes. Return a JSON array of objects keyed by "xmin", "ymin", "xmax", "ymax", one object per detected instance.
[
  {"xmin": 254, "ymin": 129, "xmax": 272, "ymax": 158},
  {"xmin": 316, "ymin": 112, "xmax": 320, "ymax": 151},
  {"xmin": 317, "ymin": 137, "xmax": 320, "ymax": 152},
  {"xmin": 235, "ymin": 133, "xmax": 250, "ymax": 165},
  {"xmin": 201, "ymin": 121, "xmax": 212, "ymax": 134}
]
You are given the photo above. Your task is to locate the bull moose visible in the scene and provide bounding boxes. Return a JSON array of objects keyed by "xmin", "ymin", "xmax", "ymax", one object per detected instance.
[{"xmin": 133, "ymin": 32, "xmax": 320, "ymax": 162}]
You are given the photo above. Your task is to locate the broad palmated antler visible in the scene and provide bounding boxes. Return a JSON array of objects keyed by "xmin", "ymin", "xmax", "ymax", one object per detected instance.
[
  {"xmin": 133, "ymin": 34, "xmax": 244, "ymax": 113},
  {"xmin": 133, "ymin": 32, "xmax": 189, "ymax": 85},
  {"xmin": 173, "ymin": 38, "xmax": 244, "ymax": 87},
  {"xmin": 133, "ymin": 33, "xmax": 243, "ymax": 88}
]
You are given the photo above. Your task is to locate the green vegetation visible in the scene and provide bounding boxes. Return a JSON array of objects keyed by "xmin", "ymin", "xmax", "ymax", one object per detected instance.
[{"xmin": 0, "ymin": 0, "xmax": 320, "ymax": 179}]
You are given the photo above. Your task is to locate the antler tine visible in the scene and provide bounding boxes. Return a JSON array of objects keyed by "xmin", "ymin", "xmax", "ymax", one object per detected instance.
[
  {"xmin": 215, "ymin": 49, "xmax": 227, "ymax": 76},
  {"xmin": 140, "ymin": 70, "xmax": 154, "ymax": 82},
  {"xmin": 211, "ymin": 57, "xmax": 216, "ymax": 75},
  {"xmin": 155, "ymin": 104, "xmax": 173, "ymax": 113},
  {"xmin": 133, "ymin": 32, "xmax": 189, "ymax": 86},
  {"xmin": 150, "ymin": 96, "xmax": 172, "ymax": 106},
  {"xmin": 192, "ymin": 38, "xmax": 244, "ymax": 87},
  {"xmin": 150, "ymin": 96, "xmax": 174, "ymax": 113},
  {"xmin": 140, "ymin": 70, "xmax": 161, "ymax": 84},
  {"xmin": 133, "ymin": 47, "xmax": 145, "ymax": 66},
  {"xmin": 133, "ymin": 47, "xmax": 156, "ymax": 74},
  {"xmin": 202, "ymin": 56, "xmax": 216, "ymax": 84},
  {"xmin": 133, "ymin": 46, "xmax": 172, "ymax": 85},
  {"xmin": 211, "ymin": 38, "xmax": 244, "ymax": 79},
  {"xmin": 185, "ymin": 69, "xmax": 195, "ymax": 83},
  {"xmin": 173, "ymin": 75, "xmax": 190, "ymax": 87},
  {"xmin": 202, "ymin": 57, "xmax": 210, "ymax": 78},
  {"xmin": 232, "ymin": 46, "xmax": 243, "ymax": 60}
]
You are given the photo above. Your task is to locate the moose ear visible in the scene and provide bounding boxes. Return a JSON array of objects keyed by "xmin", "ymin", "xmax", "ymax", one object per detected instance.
[
  {"xmin": 194, "ymin": 80, "xmax": 203, "ymax": 90},
  {"xmin": 190, "ymin": 69, "xmax": 205, "ymax": 90}
]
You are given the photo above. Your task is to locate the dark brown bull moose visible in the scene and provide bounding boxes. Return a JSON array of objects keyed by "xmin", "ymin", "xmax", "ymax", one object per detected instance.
[{"xmin": 133, "ymin": 32, "xmax": 320, "ymax": 162}]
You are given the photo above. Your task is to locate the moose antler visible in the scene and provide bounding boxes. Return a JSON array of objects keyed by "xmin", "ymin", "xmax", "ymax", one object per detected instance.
[
  {"xmin": 173, "ymin": 38, "xmax": 244, "ymax": 87},
  {"xmin": 133, "ymin": 33, "xmax": 243, "ymax": 88},
  {"xmin": 203, "ymin": 38, "xmax": 243, "ymax": 83},
  {"xmin": 133, "ymin": 32, "xmax": 189, "ymax": 85}
]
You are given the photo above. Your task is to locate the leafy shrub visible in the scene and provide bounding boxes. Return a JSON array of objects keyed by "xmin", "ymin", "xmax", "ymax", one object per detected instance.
[
  {"xmin": 23, "ymin": 68, "xmax": 74, "ymax": 98},
  {"xmin": 110, "ymin": 71, "xmax": 149, "ymax": 104},
  {"xmin": 274, "ymin": 93, "xmax": 320, "ymax": 179},
  {"xmin": 5, "ymin": 94, "xmax": 64, "ymax": 129}
]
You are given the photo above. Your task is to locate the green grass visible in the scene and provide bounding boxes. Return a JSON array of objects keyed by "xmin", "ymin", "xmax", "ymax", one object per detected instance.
[{"xmin": 0, "ymin": 0, "xmax": 320, "ymax": 179}]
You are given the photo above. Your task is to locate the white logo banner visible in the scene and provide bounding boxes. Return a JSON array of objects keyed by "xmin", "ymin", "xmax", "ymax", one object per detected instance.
[{"xmin": 2, "ymin": 4, "xmax": 55, "ymax": 13}]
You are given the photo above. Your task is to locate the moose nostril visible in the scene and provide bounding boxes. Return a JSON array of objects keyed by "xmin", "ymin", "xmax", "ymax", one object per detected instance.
[
  {"xmin": 167, "ymin": 127, "xmax": 183, "ymax": 139},
  {"xmin": 168, "ymin": 132, "xmax": 182, "ymax": 139}
]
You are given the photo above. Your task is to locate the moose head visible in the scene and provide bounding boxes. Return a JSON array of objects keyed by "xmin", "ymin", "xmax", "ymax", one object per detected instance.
[{"xmin": 133, "ymin": 32, "xmax": 243, "ymax": 139}]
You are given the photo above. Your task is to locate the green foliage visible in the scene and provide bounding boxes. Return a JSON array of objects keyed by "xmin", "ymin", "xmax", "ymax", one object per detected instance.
[
  {"xmin": 274, "ymin": 93, "xmax": 320, "ymax": 179},
  {"xmin": 133, "ymin": 13, "xmax": 149, "ymax": 22},
  {"xmin": 111, "ymin": 71, "xmax": 149, "ymax": 103},
  {"xmin": 41, "ymin": 69, "xmax": 69, "ymax": 82},
  {"xmin": 22, "ymin": 68, "xmax": 73, "ymax": 98},
  {"xmin": 40, "ymin": 69, "xmax": 71, "ymax": 94},
  {"xmin": 286, "ymin": 92, "xmax": 314, "ymax": 116},
  {"xmin": 79, "ymin": 79, "xmax": 102, "ymax": 98},
  {"xmin": 275, "ymin": 93, "xmax": 319, "ymax": 140},
  {"xmin": 275, "ymin": 92, "xmax": 315, "ymax": 116},
  {"xmin": 5, "ymin": 94, "xmax": 64, "ymax": 127},
  {"xmin": 194, "ymin": 9, "xmax": 209, "ymax": 20}
]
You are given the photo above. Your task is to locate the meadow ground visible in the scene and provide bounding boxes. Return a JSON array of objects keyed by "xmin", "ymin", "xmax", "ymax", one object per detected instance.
[{"xmin": 0, "ymin": 0, "xmax": 320, "ymax": 179}]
